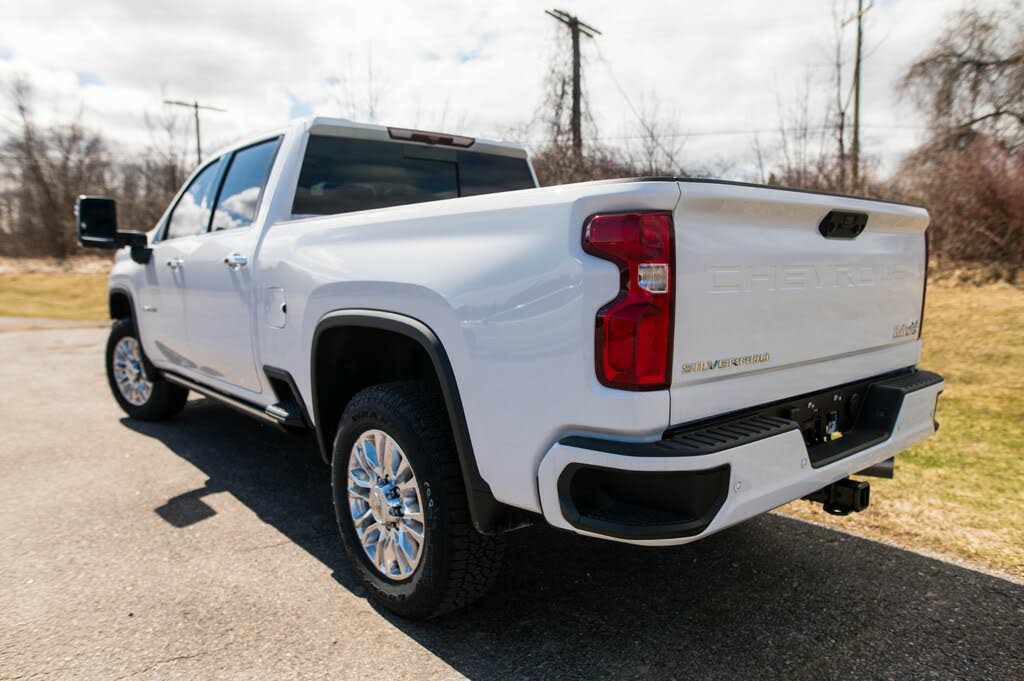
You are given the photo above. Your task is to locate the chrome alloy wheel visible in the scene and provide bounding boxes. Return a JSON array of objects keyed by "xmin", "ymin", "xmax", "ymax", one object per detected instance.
[
  {"xmin": 112, "ymin": 336, "xmax": 153, "ymax": 406},
  {"xmin": 347, "ymin": 429, "xmax": 426, "ymax": 579}
]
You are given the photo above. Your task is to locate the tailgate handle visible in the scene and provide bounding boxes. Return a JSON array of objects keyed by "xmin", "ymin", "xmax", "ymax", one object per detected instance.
[{"xmin": 819, "ymin": 210, "xmax": 867, "ymax": 239}]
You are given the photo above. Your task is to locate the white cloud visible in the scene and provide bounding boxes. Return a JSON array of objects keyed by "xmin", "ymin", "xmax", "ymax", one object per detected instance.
[{"xmin": 0, "ymin": 0, "xmax": 1004, "ymax": 177}]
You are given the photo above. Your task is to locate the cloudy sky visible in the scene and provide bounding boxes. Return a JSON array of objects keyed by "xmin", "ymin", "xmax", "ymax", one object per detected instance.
[{"xmin": 0, "ymin": 0, "xmax": 1001, "ymax": 178}]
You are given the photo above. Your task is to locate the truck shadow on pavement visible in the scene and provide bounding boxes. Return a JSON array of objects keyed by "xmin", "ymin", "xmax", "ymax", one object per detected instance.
[{"xmin": 124, "ymin": 398, "xmax": 1023, "ymax": 681}]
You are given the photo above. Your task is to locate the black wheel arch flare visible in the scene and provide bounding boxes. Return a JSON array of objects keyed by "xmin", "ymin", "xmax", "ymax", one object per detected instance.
[{"xmin": 310, "ymin": 309, "xmax": 533, "ymax": 535}]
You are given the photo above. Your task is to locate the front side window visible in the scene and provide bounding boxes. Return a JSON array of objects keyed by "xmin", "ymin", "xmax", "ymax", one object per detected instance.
[
  {"xmin": 211, "ymin": 138, "xmax": 280, "ymax": 231},
  {"xmin": 165, "ymin": 160, "xmax": 222, "ymax": 240}
]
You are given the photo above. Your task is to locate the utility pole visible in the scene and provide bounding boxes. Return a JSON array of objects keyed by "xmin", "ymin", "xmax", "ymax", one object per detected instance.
[
  {"xmin": 163, "ymin": 99, "xmax": 226, "ymax": 166},
  {"xmin": 845, "ymin": 0, "xmax": 872, "ymax": 191},
  {"xmin": 545, "ymin": 9, "xmax": 601, "ymax": 161}
]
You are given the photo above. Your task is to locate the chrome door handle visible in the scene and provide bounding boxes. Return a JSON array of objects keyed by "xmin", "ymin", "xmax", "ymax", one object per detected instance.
[
  {"xmin": 224, "ymin": 253, "xmax": 248, "ymax": 269},
  {"xmin": 166, "ymin": 257, "xmax": 184, "ymax": 270}
]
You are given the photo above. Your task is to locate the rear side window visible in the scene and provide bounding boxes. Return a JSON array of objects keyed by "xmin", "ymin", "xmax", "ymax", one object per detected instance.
[
  {"xmin": 165, "ymin": 160, "xmax": 222, "ymax": 240},
  {"xmin": 211, "ymin": 138, "xmax": 280, "ymax": 231},
  {"xmin": 291, "ymin": 135, "xmax": 535, "ymax": 217}
]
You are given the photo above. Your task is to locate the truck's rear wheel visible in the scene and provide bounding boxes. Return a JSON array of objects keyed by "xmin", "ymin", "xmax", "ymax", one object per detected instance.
[
  {"xmin": 331, "ymin": 381, "xmax": 505, "ymax": 619},
  {"xmin": 106, "ymin": 319, "xmax": 188, "ymax": 421}
]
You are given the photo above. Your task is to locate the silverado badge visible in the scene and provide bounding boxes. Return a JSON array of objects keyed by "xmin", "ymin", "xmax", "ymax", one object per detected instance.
[{"xmin": 682, "ymin": 353, "xmax": 771, "ymax": 374}]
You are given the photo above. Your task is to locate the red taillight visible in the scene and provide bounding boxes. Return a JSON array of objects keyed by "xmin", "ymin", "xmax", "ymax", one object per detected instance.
[
  {"xmin": 583, "ymin": 211, "xmax": 675, "ymax": 391},
  {"xmin": 919, "ymin": 229, "xmax": 929, "ymax": 339}
]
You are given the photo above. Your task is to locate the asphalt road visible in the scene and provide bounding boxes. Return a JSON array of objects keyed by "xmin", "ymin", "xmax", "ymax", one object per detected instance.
[{"xmin": 1, "ymin": 325, "xmax": 1022, "ymax": 680}]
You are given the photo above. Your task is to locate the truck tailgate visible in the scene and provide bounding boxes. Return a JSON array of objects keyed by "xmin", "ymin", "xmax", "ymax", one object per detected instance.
[{"xmin": 670, "ymin": 180, "xmax": 928, "ymax": 425}]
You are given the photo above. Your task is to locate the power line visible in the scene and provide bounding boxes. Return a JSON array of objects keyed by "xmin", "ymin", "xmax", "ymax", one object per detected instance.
[
  {"xmin": 163, "ymin": 99, "xmax": 226, "ymax": 166},
  {"xmin": 606, "ymin": 12, "xmax": 833, "ymax": 36},
  {"xmin": 586, "ymin": 11, "xmax": 912, "ymax": 170},
  {"xmin": 592, "ymin": 43, "xmax": 684, "ymax": 169},
  {"xmin": 592, "ymin": 123, "xmax": 926, "ymax": 142}
]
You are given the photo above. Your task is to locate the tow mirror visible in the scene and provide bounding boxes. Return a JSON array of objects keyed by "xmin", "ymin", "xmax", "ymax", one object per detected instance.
[
  {"xmin": 76, "ymin": 196, "xmax": 151, "ymax": 263},
  {"xmin": 77, "ymin": 196, "xmax": 119, "ymax": 248}
]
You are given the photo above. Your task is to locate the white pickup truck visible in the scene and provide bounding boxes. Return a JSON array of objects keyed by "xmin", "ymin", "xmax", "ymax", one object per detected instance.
[{"xmin": 77, "ymin": 116, "xmax": 943, "ymax": 619}]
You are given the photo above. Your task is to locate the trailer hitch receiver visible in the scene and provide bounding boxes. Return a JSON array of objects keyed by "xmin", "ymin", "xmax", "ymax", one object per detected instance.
[{"xmin": 803, "ymin": 478, "xmax": 870, "ymax": 516}]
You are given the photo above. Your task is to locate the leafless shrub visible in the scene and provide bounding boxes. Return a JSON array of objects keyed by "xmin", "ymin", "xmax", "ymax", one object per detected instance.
[
  {"xmin": 530, "ymin": 140, "xmax": 642, "ymax": 186},
  {"xmin": 895, "ymin": 136, "xmax": 1023, "ymax": 277},
  {"xmin": 530, "ymin": 117, "xmax": 702, "ymax": 187}
]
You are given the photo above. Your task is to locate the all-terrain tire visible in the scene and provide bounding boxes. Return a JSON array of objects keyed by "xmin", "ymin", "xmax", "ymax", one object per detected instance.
[
  {"xmin": 331, "ymin": 381, "xmax": 506, "ymax": 619},
  {"xmin": 105, "ymin": 318, "xmax": 188, "ymax": 421}
]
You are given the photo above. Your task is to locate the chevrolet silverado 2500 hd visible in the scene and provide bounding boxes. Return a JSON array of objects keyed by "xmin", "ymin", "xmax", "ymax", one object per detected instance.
[{"xmin": 77, "ymin": 117, "xmax": 943, "ymax": 619}]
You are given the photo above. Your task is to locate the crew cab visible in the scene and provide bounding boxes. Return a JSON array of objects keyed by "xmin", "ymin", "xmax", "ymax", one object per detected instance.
[{"xmin": 77, "ymin": 116, "xmax": 943, "ymax": 619}]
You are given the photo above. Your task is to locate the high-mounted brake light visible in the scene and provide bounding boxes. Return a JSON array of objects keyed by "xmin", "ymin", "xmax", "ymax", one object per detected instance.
[
  {"xmin": 387, "ymin": 126, "xmax": 475, "ymax": 148},
  {"xmin": 583, "ymin": 211, "xmax": 675, "ymax": 391}
]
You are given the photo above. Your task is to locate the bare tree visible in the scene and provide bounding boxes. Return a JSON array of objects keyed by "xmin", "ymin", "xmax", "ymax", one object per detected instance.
[
  {"xmin": 0, "ymin": 79, "xmax": 197, "ymax": 255},
  {"xmin": 899, "ymin": 5, "xmax": 1024, "ymax": 153},
  {"xmin": 532, "ymin": 29, "xmax": 703, "ymax": 185},
  {"xmin": 328, "ymin": 47, "xmax": 390, "ymax": 123},
  {"xmin": 830, "ymin": 0, "xmax": 853, "ymax": 193},
  {"xmin": 756, "ymin": 74, "xmax": 858, "ymax": 193},
  {"xmin": 620, "ymin": 95, "xmax": 688, "ymax": 176},
  {"xmin": 539, "ymin": 34, "xmax": 581, "ymax": 154},
  {"xmin": 894, "ymin": 4, "xmax": 1024, "ymax": 278},
  {"xmin": 144, "ymin": 104, "xmax": 192, "ymax": 189},
  {"xmin": 0, "ymin": 78, "xmax": 111, "ymax": 257},
  {"xmin": 775, "ymin": 81, "xmax": 819, "ymax": 189},
  {"xmin": 116, "ymin": 105, "xmax": 192, "ymax": 230}
]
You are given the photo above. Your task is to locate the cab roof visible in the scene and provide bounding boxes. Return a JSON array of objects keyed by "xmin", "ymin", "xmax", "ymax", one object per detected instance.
[{"xmin": 212, "ymin": 116, "xmax": 528, "ymax": 161}]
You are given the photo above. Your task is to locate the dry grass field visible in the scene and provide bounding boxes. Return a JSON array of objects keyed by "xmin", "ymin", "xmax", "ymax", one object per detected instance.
[
  {"xmin": 0, "ymin": 268, "xmax": 1020, "ymax": 578},
  {"xmin": 781, "ymin": 283, "xmax": 1024, "ymax": 578},
  {"xmin": 0, "ymin": 272, "xmax": 108, "ymax": 320}
]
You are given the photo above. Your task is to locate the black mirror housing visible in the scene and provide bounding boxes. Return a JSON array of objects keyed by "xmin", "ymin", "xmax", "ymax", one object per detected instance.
[
  {"xmin": 76, "ymin": 196, "xmax": 150, "ymax": 257},
  {"xmin": 77, "ymin": 196, "xmax": 120, "ymax": 249}
]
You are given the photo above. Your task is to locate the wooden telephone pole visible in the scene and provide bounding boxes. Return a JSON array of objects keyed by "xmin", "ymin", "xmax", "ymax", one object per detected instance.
[
  {"xmin": 163, "ymin": 99, "xmax": 226, "ymax": 166},
  {"xmin": 545, "ymin": 9, "xmax": 601, "ymax": 161},
  {"xmin": 844, "ymin": 0, "xmax": 872, "ymax": 191}
]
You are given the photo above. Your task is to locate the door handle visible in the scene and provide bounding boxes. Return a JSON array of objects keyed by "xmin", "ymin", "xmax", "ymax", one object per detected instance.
[
  {"xmin": 224, "ymin": 253, "xmax": 248, "ymax": 269},
  {"xmin": 166, "ymin": 257, "xmax": 184, "ymax": 270}
]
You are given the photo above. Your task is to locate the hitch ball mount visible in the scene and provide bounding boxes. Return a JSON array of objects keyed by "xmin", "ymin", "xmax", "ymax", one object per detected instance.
[{"xmin": 803, "ymin": 478, "xmax": 871, "ymax": 516}]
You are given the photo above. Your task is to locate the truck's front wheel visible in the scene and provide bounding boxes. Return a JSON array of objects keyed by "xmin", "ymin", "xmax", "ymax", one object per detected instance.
[
  {"xmin": 105, "ymin": 319, "xmax": 188, "ymax": 421},
  {"xmin": 331, "ymin": 381, "xmax": 505, "ymax": 619}
]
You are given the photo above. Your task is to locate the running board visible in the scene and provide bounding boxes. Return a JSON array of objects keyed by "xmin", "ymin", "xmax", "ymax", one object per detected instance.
[{"xmin": 163, "ymin": 373, "xmax": 285, "ymax": 428}]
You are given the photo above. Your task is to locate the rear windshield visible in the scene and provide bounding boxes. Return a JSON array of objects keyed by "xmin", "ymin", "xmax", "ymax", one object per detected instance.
[{"xmin": 291, "ymin": 134, "xmax": 535, "ymax": 217}]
